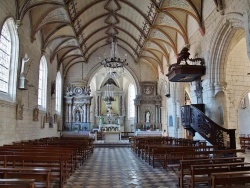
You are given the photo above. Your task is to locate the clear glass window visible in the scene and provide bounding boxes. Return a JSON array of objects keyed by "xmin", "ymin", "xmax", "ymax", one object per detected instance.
[{"xmin": 128, "ymin": 83, "xmax": 135, "ymax": 118}]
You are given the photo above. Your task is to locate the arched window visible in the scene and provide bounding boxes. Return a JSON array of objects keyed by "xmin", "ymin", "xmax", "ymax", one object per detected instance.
[
  {"xmin": 38, "ymin": 56, "xmax": 47, "ymax": 109},
  {"xmin": 0, "ymin": 17, "xmax": 19, "ymax": 101},
  {"xmin": 128, "ymin": 83, "xmax": 135, "ymax": 118},
  {"xmin": 55, "ymin": 72, "xmax": 62, "ymax": 113}
]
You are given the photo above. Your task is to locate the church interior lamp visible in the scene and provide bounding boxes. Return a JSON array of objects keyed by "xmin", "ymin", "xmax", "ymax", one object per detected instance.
[{"xmin": 100, "ymin": 36, "xmax": 128, "ymax": 77}]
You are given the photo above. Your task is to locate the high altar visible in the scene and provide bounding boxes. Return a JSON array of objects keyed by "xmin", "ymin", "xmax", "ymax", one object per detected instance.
[
  {"xmin": 99, "ymin": 124, "xmax": 121, "ymax": 141},
  {"xmin": 95, "ymin": 80, "xmax": 125, "ymax": 131}
]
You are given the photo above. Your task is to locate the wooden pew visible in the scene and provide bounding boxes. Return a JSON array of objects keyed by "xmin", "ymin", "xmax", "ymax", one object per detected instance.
[
  {"xmin": 187, "ymin": 162, "xmax": 250, "ymax": 188},
  {"xmin": 0, "ymin": 178, "xmax": 35, "ymax": 188},
  {"xmin": 178, "ymin": 158, "xmax": 212, "ymax": 188},
  {"xmin": 0, "ymin": 136, "xmax": 94, "ymax": 187},
  {"xmin": 211, "ymin": 170, "xmax": 250, "ymax": 188},
  {"xmin": 0, "ymin": 145, "xmax": 83, "ymax": 171},
  {"xmin": 0, "ymin": 148, "xmax": 76, "ymax": 169},
  {"xmin": 0, "ymin": 155, "xmax": 68, "ymax": 188},
  {"xmin": 0, "ymin": 167, "xmax": 51, "ymax": 188},
  {"xmin": 239, "ymin": 137, "xmax": 250, "ymax": 149},
  {"xmin": 150, "ymin": 146, "xmax": 195, "ymax": 168},
  {"xmin": 2, "ymin": 137, "xmax": 93, "ymax": 169},
  {"xmin": 177, "ymin": 157, "xmax": 245, "ymax": 188}
]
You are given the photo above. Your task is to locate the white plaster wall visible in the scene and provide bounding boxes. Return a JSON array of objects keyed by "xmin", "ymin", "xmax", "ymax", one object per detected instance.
[{"xmin": 164, "ymin": 0, "xmax": 250, "ymax": 140}]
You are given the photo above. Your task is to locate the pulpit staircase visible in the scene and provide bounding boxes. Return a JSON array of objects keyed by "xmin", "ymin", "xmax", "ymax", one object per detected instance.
[{"xmin": 181, "ymin": 104, "xmax": 236, "ymax": 149}]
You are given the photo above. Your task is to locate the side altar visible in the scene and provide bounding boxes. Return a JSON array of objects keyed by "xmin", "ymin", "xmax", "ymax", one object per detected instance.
[{"xmin": 63, "ymin": 84, "xmax": 93, "ymax": 131}]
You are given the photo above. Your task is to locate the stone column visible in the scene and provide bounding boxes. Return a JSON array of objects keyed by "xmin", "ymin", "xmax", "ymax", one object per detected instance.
[
  {"xmin": 119, "ymin": 95, "xmax": 122, "ymax": 116},
  {"xmin": 84, "ymin": 104, "xmax": 87, "ymax": 122},
  {"xmin": 65, "ymin": 104, "xmax": 68, "ymax": 122},
  {"xmin": 87, "ymin": 104, "xmax": 90, "ymax": 122},
  {"xmin": 69, "ymin": 104, "xmax": 72, "ymax": 122},
  {"xmin": 64, "ymin": 96, "xmax": 73, "ymax": 123},
  {"xmin": 155, "ymin": 105, "xmax": 158, "ymax": 123},
  {"xmin": 136, "ymin": 105, "xmax": 139, "ymax": 123},
  {"xmin": 97, "ymin": 95, "xmax": 100, "ymax": 116}
]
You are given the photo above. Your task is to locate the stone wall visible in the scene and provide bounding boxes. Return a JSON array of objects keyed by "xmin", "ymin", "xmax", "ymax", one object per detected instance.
[
  {"xmin": 0, "ymin": 0, "xmax": 60, "ymax": 145},
  {"xmin": 162, "ymin": 0, "xmax": 250, "ymax": 142}
]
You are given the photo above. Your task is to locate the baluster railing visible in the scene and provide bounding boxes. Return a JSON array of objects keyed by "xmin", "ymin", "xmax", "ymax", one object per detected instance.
[{"xmin": 181, "ymin": 105, "xmax": 236, "ymax": 149}]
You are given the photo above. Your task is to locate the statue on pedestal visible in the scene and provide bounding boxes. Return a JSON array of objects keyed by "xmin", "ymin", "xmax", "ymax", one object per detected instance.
[
  {"xmin": 20, "ymin": 54, "xmax": 29, "ymax": 77},
  {"xmin": 33, "ymin": 107, "xmax": 39, "ymax": 121},
  {"xmin": 146, "ymin": 111, "xmax": 150, "ymax": 122},
  {"xmin": 75, "ymin": 111, "xmax": 80, "ymax": 122},
  {"xmin": 16, "ymin": 101, "xmax": 23, "ymax": 120}
]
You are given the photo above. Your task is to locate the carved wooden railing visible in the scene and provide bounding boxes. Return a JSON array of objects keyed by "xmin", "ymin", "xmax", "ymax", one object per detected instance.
[{"xmin": 181, "ymin": 105, "xmax": 236, "ymax": 149}]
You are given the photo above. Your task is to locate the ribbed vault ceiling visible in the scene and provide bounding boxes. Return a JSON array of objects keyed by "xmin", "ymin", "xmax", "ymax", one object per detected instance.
[{"xmin": 16, "ymin": 0, "xmax": 212, "ymax": 74}]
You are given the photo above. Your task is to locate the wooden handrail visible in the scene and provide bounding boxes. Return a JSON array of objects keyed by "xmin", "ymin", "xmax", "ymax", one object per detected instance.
[{"xmin": 181, "ymin": 105, "xmax": 236, "ymax": 149}]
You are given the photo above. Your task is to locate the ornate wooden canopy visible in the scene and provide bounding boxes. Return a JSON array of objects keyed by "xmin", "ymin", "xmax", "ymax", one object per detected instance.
[{"xmin": 166, "ymin": 47, "xmax": 205, "ymax": 82}]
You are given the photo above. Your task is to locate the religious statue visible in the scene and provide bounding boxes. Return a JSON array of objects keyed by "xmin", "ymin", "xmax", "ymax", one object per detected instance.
[
  {"xmin": 75, "ymin": 111, "xmax": 80, "ymax": 122},
  {"xmin": 33, "ymin": 107, "xmax": 39, "ymax": 121},
  {"xmin": 41, "ymin": 115, "xmax": 45, "ymax": 129},
  {"xmin": 20, "ymin": 54, "xmax": 30, "ymax": 77},
  {"xmin": 146, "ymin": 111, "xmax": 150, "ymax": 122},
  {"xmin": 16, "ymin": 101, "xmax": 24, "ymax": 120},
  {"xmin": 65, "ymin": 85, "xmax": 73, "ymax": 96}
]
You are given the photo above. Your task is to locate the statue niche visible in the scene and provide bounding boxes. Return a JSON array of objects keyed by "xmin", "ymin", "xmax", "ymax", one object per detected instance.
[{"xmin": 64, "ymin": 84, "xmax": 93, "ymax": 131}]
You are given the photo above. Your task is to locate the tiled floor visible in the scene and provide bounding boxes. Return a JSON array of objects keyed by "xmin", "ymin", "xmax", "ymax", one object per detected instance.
[
  {"xmin": 64, "ymin": 147, "xmax": 250, "ymax": 188},
  {"xmin": 64, "ymin": 147, "xmax": 177, "ymax": 188}
]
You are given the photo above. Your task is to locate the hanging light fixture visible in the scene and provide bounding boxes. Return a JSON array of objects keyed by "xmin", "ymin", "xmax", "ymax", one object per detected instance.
[
  {"xmin": 102, "ymin": 82, "xmax": 115, "ymax": 106},
  {"xmin": 100, "ymin": 36, "xmax": 128, "ymax": 76}
]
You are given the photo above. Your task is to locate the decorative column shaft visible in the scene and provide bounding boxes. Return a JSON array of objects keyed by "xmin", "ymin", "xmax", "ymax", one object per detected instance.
[
  {"xmin": 119, "ymin": 96, "xmax": 122, "ymax": 116},
  {"xmin": 87, "ymin": 104, "xmax": 90, "ymax": 122},
  {"xmin": 69, "ymin": 104, "xmax": 72, "ymax": 122},
  {"xmin": 84, "ymin": 104, "xmax": 87, "ymax": 122}
]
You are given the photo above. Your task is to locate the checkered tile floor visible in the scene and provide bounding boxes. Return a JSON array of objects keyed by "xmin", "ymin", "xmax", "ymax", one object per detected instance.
[
  {"xmin": 64, "ymin": 148, "xmax": 250, "ymax": 188},
  {"xmin": 64, "ymin": 147, "xmax": 178, "ymax": 188}
]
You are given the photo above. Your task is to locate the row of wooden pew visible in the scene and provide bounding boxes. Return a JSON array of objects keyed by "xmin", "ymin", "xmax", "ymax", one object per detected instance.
[
  {"xmin": 0, "ymin": 136, "xmax": 93, "ymax": 188},
  {"xmin": 240, "ymin": 135, "xmax": 250, "ymax": 149},
  {"xmin": 131, "ymin": 136, "xmax": 250, "ymax": 188}
]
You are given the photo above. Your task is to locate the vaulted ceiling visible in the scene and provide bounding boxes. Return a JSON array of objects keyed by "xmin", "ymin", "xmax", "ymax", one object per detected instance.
[{"xmin": 15, "ymin": 0, "xmax": 215, "ymax": 74}]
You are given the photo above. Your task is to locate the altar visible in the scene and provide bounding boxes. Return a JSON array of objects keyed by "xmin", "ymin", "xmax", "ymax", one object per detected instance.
[
  {"xmin": 102, "ymin": 131, "xmax": 121, "ymax": 142},
  {"xmin": 99, "ymin": 124, "xmax": 120, "ymax": 132},
  {"xmin": 135, "ymin": 130, "xmax": 162, "ymax": 137}
]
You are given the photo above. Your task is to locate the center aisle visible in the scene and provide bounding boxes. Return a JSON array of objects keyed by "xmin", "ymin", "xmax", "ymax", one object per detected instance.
[{"xmin": 64, "ymin": 147, "xmax": 177, "ymax": 188}]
